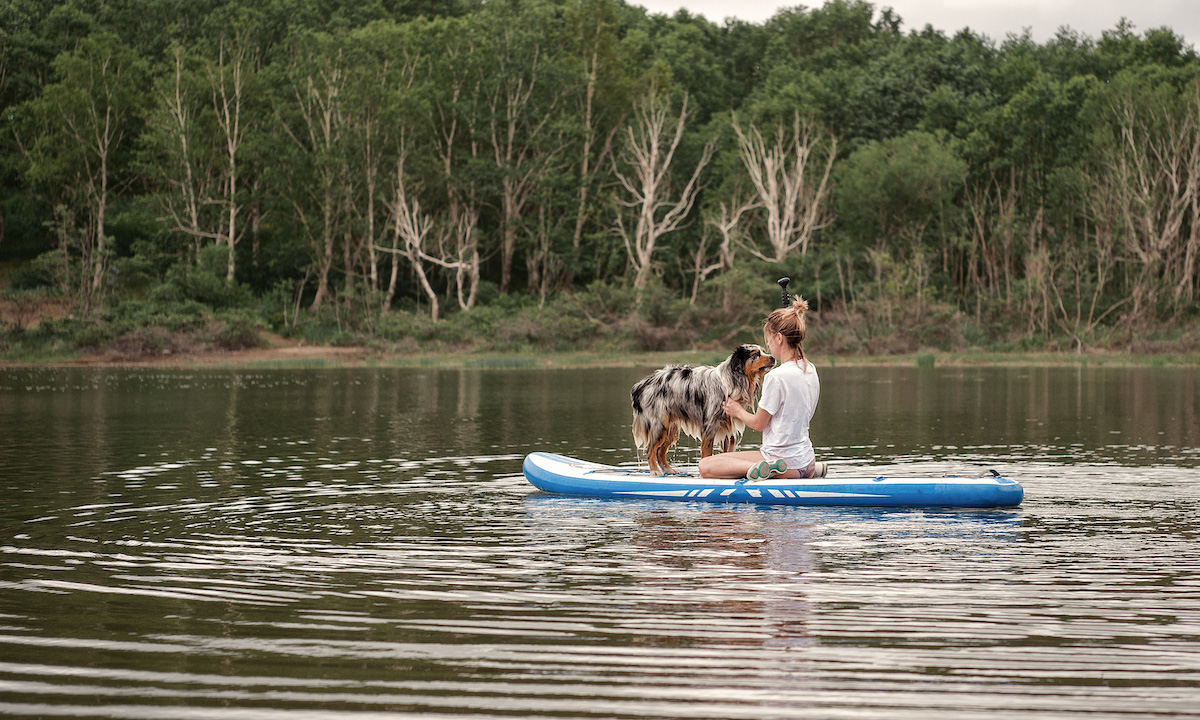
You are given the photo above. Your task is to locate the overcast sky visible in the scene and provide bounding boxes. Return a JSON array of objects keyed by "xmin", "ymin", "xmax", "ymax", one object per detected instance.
[{"xmin": 632, "ymin": 1, "xmax": 1200, "ymax": 46}]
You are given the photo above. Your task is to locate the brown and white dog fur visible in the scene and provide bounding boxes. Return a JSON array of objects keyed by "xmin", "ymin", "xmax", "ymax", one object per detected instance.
[{"xmin": 630, "ymin": 344, "xmax": 774, "ymax": 476}]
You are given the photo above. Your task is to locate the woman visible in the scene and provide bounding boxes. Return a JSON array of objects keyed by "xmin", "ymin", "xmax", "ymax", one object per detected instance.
[{"xmin": 698, "ymin": 296, "xmax": 821, "ymax": 480}]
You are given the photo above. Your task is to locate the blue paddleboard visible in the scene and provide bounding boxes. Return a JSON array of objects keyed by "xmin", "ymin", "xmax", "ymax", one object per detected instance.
[{"xmin": 522, "ymin": 452, "xmax": 1023, "ymax": 508}]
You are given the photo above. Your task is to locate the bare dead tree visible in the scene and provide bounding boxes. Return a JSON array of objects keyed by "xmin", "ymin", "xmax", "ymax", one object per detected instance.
[
  {"xmin": 442, "ymin": 202, "xmax": 481, "ymax": 311},
  {"xmin": 379, "ymin": 147, "xmax": 484, "ymax": 321},
  {"xmin": 42, "ymin": 38, "xmax": 144, "ymax": 299},
  {"xmin": 205, "ymin": 33, "xmax": 253, "ymax": 283},
  {"xmin": 963, "ymin": 170, "xmax": 1023, "ymax": 312},
  {"xmin": 612, "ymin": 90, "xmax": 715, "ymax": 293},
  {"xmin": 732, "ymin": 111, "xmax": 836, "ymax": 261},
  {"xmin": 690, "ymin": 193, "xmax": 758, "ymax": 304},
  {"xmin": 1177, "ymin": 84, "xmax": 1200, "ymax": 305},
  {"xmin": 153, "ymin": 46, "xmax": 212, "ymax": 262},
  {"xmin": 427, "ymin": 37, "xmax": 484, "ymax": 312},
  {"xmin": 277, "ymin": 44, "xmax": 347, "ymax": 312},
  {"xmin": 1092, "ymin": 88, "xmax": 1197, "ymax": 327},
  {"xmin": 366, "ymin": 51, "xmax": 418, "ymax": 302},
  {"xmin": 381, "ymin": 150, "xmax": 439, "ymax": 321},
  {"xmin": 1046, "ymin": 215, "xmax": 1127, "ymax": 353}
]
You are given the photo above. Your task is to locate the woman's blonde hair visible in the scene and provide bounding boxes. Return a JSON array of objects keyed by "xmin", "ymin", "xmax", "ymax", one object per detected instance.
[{"xmin": 764, "ymin": 296, "xmax": 809, "ymax": 369}]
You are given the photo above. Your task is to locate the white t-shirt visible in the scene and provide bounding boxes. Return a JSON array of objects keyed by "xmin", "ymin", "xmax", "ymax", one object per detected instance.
[{"xmin": 758, "ymin": 360, "xmax": 820, "ymax": 467}]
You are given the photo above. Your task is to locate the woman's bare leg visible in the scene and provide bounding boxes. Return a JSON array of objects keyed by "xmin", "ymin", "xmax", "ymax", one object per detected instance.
[
  {"xmin": 698, "ymin": 451, "xmax": 762, "ymax": 478},
  {"xmin": 698, "ymin": 450, "xmax": 804, "ymax": 479}
]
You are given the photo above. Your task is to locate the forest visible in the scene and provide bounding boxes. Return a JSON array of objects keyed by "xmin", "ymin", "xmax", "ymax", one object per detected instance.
[{"xmin": 2, "ymin": 0, "xmax": 1199, "ymax": 360}]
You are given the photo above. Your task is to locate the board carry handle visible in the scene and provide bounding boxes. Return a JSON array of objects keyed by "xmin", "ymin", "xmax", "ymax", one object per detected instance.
[{"xmin": 777, "ymin": 277, "xmax": 790, "ymax": 308}]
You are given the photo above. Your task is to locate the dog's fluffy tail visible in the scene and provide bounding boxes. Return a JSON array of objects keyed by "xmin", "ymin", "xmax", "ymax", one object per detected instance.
[
  {"xmin": 630, "ymin": 377, "xmax": 659, "ymax": 451},
  {"xmin": 631, "ymin": 411, "xmax": 660, "ymax": 451}
]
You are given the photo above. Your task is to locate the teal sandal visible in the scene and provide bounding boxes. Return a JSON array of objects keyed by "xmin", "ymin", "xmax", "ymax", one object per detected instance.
[{"xmin": 746, "ymin": 459, "xmax": 787, "ymax": 481}]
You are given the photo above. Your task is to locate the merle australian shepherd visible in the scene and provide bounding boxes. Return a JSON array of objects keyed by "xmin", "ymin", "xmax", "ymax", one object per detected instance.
[{"xmin": 630, "ymin": 344, "xmax": 775, "ymax": 476}]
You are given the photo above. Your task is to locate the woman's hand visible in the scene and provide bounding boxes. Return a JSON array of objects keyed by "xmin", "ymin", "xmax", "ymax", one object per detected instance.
[
  {"xmin": 723, "ymin": 396, "xmax": 745, "ymax": 421},
  {"xmin": 725, "ymin": 396, "xmax": 771, "ymax": 432}
]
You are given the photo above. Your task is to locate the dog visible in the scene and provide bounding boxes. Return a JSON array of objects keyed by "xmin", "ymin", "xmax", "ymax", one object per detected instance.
[{"xmin": 630, "ymin": 344, "xmax": 774, "ymax": 475}]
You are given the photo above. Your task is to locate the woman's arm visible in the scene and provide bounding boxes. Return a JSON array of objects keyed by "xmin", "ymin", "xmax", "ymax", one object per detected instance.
[{"xmin": 723, "ymin": 396, "xmax": 771, "ymax": 433}]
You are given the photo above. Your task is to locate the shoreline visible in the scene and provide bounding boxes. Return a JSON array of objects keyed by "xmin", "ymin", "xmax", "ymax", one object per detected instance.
[{"xmin": 3, "ymin": 338, "xmax": 1199, "ymax": 371}]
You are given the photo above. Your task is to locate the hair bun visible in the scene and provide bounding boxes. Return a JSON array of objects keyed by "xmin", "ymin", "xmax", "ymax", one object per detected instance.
[{"xmin": 792, "ymin": 296, "xmax": 809, "ymax": 314}]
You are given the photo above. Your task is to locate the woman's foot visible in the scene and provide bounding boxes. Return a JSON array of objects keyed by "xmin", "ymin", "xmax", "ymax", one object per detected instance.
[{"xmin": 746, "ymin": 459, "xmax": 787, "ymax": 481}]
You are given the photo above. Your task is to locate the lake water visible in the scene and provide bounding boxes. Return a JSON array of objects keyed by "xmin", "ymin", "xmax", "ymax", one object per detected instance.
[{"xmin": 0, "ymin": 364, "xmax": 1198, "ymax": 719}]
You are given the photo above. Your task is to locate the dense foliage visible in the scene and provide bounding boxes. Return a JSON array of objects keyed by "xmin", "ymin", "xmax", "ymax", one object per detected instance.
[{"xmin": 2, "ymin": 0, "xmax": 1199, "ymax": 358}]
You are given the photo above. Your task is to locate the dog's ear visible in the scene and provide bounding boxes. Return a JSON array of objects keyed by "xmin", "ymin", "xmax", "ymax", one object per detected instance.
[
  {"xmin": 730, "ymin": 344, "xmax": 753, "ymax": 371},
  {"xmin": 729, "ymin": 344, "xmax": 753, "ymax": 394},
  {"xmin": 740, "ymin": 345, "xmax": 771, "ymax": 393}
]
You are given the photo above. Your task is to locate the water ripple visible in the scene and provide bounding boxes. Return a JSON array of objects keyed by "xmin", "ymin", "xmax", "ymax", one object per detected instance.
[{"xmin": 3, "ymin": 367, "xmax": 1199, "ymax": 718}]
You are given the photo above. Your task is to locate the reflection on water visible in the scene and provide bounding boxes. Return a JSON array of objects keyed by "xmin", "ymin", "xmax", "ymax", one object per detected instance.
[{"xmin": 0, "ymin": 365, "xmax": 1198, "ymax": 719}]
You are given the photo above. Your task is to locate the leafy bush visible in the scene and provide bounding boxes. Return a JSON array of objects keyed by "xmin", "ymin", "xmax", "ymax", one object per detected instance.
[
  {"xmin": 204, "ymin": 311, "xmax": 262, "ymax": 350},
  {"xmin": 105, "ymin": 297, "xmax": 211, "ymax": 334},
  {"xmin": 6, "ymin": 252, "xmax": 64, "ymax": 291},
  {"xmin": 106, "ymin": 326, "xmax": 191, "ymax": 358},
  {"xmin": 149, "ymin": 245, "xmax": 252, "ymax": 310}
]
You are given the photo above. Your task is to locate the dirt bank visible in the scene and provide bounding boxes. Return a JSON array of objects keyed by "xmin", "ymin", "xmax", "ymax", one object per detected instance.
[{"xmin": 6, "ymin": 331, "xmax": 1198, "ymax": 371}]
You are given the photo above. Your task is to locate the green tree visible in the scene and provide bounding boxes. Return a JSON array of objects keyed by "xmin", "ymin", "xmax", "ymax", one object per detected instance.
[
  {"xmin": 15, "ymin": 32, "xmax": 148, "ymax": 312},
  {"xmin": 560, "ymin": 0, "xmax": 640, "ymax": 287},
  {"xmin": 475, "ymin": 0, "xmax": 573, "ymax": 294},
  {"xmin": 141, "ymin": 43, "xmax": 215, "ymax": 264},
  {"xmin": 835, "ymin": 130, "xmax": 966, "ymax": 316},
  {"xmin": 640, "ymin": 10, "xmax": 728, "ymax": 120},
  {"xmin": 142, "ymin": 30, "xmax": 258, "ymax": 284},
  {"xmin": 271, "ymin": 29, "xmax": 349, "ymax": 312},
  {"xmin": 341, "ymin": 21, "xmax": 410, "ymax": 308}
]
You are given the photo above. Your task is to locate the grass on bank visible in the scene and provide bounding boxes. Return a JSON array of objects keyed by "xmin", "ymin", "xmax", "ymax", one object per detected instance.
[
  {"xmin": 47, "ymin": 347, "xmax": 1193, "ymax": 370},
  {"xmin": 4, "ymin": 270, "xmax": 1200, "ymax": 369},
  {"xmin": 6, "ymin": 311, "xmax": 1200, "ymax": 369},
  {"xmin": 395, "ymin": 348, "xmax": 1200, "ymax": 369}
]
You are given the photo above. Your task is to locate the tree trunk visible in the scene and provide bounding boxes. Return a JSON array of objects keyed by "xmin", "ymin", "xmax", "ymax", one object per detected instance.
[{"xmin": 613, "ymin": 91, "xmax": 714, "ymax": 297}]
